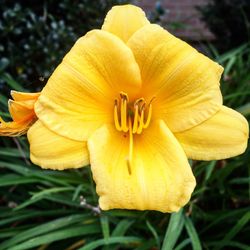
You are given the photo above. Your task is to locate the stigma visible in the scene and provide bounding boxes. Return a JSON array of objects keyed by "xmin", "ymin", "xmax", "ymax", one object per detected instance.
[
  {"xmin": 114, "ymin": 92, "xmax": 155, "ymax": 174},
  {"xmin": 114, "ymin": 92, "xmax": 154, "ymax": 134}
]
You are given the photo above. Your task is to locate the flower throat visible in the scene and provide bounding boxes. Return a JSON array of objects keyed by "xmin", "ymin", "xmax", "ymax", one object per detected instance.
[{"xmin": 114, "ymin": 92, "xmax": 154, "ymax": 174}]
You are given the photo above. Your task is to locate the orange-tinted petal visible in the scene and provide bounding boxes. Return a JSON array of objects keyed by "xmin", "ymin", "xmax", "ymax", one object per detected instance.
[
  {"xmin": 0, "ymin": 91, "xmax": 39, "ymax": 136},
  {"xmin": 8, "ymin": 100, "xmax": 35, "ymax": 121},
  {"xmin": 11, "ymin": 91, "xmax": 41, "ymax": 101},
  {"xmin": 0, "ymin": 117, "xmax": 34, "ymax": 136}
]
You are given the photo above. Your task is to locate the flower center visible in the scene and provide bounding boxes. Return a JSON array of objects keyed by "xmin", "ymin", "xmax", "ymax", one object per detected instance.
[
  {"xmin": 114, "ymin": 92, "xmax": 154, "ymax": 134},
  {"xmin": 114, "ymin": 91, "xmax": 155, "ymax": 174}
]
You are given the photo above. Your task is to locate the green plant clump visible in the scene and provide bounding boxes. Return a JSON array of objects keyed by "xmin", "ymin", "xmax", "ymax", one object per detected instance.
[
  {"xmin": 0, "ymin": 0, "xmax": 130, "ymax": 91},
  {"xmin": 198, "ymin": 0, "xmax": 250, "ymax": 52}
]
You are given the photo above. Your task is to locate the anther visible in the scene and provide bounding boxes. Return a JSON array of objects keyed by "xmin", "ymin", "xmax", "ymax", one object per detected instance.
[
  {"xmin": 139, "ymin": 102, "xmax": 146, "ymax": 113},
  {"xmin": 142, "ymin": 96, "xmax": 155, "ymax": 129},
  {"xmin": 137, "ymin": 108, "xmax": 145, "ymax": 134},
  {"xmin": 143, "ymin": 104, "xmax": 152, "ymax": 128},
  {"xmin": 149, "ymin": 96, "xmax": 156, "ymax": 105},
  {"xmin": 121, "ymin": 96, "xmax": 128, "ymax": 132},
  {"xmin": 134, "ymin": 98, "xmax": 144, "ymax": 107},
  {"xmin": 114, "ymin": 99, "xmax": 122, "ymax": 131},
  {"xmin": 120, "ymin": 92, "xmax": 129, "ymax": 101}
]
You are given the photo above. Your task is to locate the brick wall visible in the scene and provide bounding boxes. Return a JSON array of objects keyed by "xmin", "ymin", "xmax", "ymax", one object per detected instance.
[{"xmin": 137, "ymin": 0, "xmax": 213, "ymax": 41}]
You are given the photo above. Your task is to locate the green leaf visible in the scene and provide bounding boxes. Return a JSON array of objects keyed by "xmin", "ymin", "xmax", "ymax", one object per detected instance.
[
  {"xmin": 201, "ymin": 208, "xmax": 249, "ymax": 233},
  {"xmin": 0, "ymin": 210, "xmax": 71, "ymax": 227},
  {"xmin": 146, "ymin": 220, "xmax": 160, "ymax": 249},
  {"xmin": 0, "ymin": 214, "xmax": 91, "ymax": 249},
  {"xmin": 100, "ymin": 215, "xmax": 110, "ymax": 241},
  {"xmin": 134, "ymin": 239, "xmax": 156, "ymax": 250},
  {"xmin": 162, "ymin": 208, "xmax": 184, "ymax": 250},
  {"xmin": 78, "ymin": 236, "xmax": 143, "ymax": 250},
  {"xmin": 229, "ymin": 177, "xmax": 250, "ymax": 184},
  {"xmin": 7, "ymin": 225, "xmax": 100, "ymax": 250},
  {"xmin": 174, "ymin": 239, "xmax": 191, "ymax": 250},
  {"xmin": 0, "ymin": 93, "xmax": 9, "ymax": 107},
  {"xmin": 214, "ymin": 212, "xmax": 250, "ymax": 250},
  {"xmin": 0, "ymin": 148, "xmax": 29, "ymax": 158},
  {"xmin": 0, "ymin": 175, "xmax": 40, "ymax": 187},
  {"xmin": 204, "ymin": 161, "xmax": 216, "ymax": 182},
  {"xmin": 30, "ymin": 187, "xmax": 74, "ymax": 200},
  {"xmin": 1, "ymin": 73, "xmax": 26, "ymax": 91},
  {"xmin": 184, "ymin": 216, "xmax": 202, "ymax": 250},
  {"xmin": 72, "ymin": 184, "xmax": 84, "ymax": 201},
  {"xmin": 111, "ymin": 219, "xmax": 134, "ymax": 237},
  {"xmin": 237, "ymin": 103, "xmax": 250, "ymax": 116},
  {"xmin": 207, "ymin": 240, "xmax": 250, "ymax": 250}
]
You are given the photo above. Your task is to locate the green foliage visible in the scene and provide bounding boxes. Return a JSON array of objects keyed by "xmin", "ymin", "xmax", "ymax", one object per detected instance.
[
  {"xmin": 0, "ymin": 0, "xmax": 130, "ymax": 91},
  {"xmin": 0, "ymin": 149, "xmax": 249, "ymax": 249},
  {"xmin": 210, "ymin": 43, "xmax": 250, "ymax": 110},
  {"xmin": 0, "ymin": 1, "xmax": 250, "ymax": 249},
  {"xmin": 0, "ymin": 46, "xmax": 250, "ymax": 248},
  {"xmin": 197, "ymin": 0, "xmax": 250, "ymax": 52}
]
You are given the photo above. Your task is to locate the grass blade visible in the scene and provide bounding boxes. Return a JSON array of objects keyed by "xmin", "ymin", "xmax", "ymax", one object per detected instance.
[
  {"xmin": 0, "ymin": 214, "xmax": 91, "ymax": 249},
  {"xmin": 184, "ymin": 216, "xmax": 202, "ymax": 250},
  {"xmin": 162, "ymin": 208, "xmax": 184, "ymax": 250},
  {"xmin": 111, "ymin": 219, "xmax": 134, "ymax": 237},
  {"xmin": 8, "ymin": 225, "xmax": 100, "ymax": 250},
  {"xmin": 146, "ymin": 220, "xmax": 160, "ymax": 249},
  {"xmin": 100, "ymin": 214, "xmax": 110, "ymax": 241},
  {"xmin": 214, "ymin": 212, "xmax": 250, "ymax": 250},
  {"xmin": 78, "ymin": 236, "xmax": 143, "ymax": 250}
]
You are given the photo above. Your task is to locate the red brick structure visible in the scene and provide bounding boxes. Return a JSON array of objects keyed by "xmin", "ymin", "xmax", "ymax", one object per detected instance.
[{"xmin": 137, "ymin": 0, "xmax": 213, "ymax": 41}]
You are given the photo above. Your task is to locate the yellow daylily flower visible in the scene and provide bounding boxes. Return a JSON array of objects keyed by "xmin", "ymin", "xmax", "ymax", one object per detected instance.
[
  {"xmin": 2, "ymin": 5, "xmax": 249, "ymax": 212},
  {"xmin": 0, "ymin": 91, "xmax": 40, "ymax": 136}
]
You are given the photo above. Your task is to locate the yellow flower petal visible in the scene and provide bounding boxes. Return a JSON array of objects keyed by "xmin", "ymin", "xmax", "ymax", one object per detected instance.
[
  {"xmin": 28, "ymin": 120, "xmax": 89, "ymax": 170},
  {"xmin": 102, "ymin": 4, "xmax": 150, "ymax": 43},
  {"xmin": 11, "ymin": 91, "xmax": 41, "ymax": 101},
  {"xmin": 175, "ymin": 106, "xmax": 249, "ymax": 160},
  {"xmin": 36, "ymin": 29, "xmax": 141, "ymax": 141},
  {"xmin": 128, "ymin": 24, "xmax": 223, "ymax": 132},
  {"xmin": 88, "ymin": 120, "xmax": 196, "ymax": 213}
]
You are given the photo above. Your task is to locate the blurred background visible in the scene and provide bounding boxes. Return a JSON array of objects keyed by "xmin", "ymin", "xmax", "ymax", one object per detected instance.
[{"xmin": 0, "ymin": 0, "xmax": 249, "ymax": 249}]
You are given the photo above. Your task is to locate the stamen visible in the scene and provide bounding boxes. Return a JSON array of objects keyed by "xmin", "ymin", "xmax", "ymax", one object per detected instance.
[
  {"xmin": 114, "ymin": 99, "xmax": 122, "ymax": 131},
  {"xmin": 120, "ymin": 92, "xmax": 129, "ymax": 101},
  {"xmin": 143, "ymin": 96, "xmax": 155, "ymax": 129},
  {"xmin": 114, "ymin": 94, "xmax": 155, "ymax": 135},
  {"xmin": 143, "ymin": 103, "xmax": 152, "ymax": 128},
  {"xmin": 137, "ymin": 108, "xmax": 145, "ymax": 134},
  {"xmin": 139, "ymin": 102, "xmax": 146, "ymax": 113},
  {"xmin": 121, "ymin": 97, "xmax": 128, "ymax": 132},
  {"xmin": 134, "ymin": 98, "xmax": 144, "ymax": 106},
  {"xmin": 132, "ymin": 104, "xmax": 139, "ymax": 133},
  {"xmin": 126, "ymin": 117, "xmax": 133, "ymax": 175},
  {"xmin": 114, "ymin": 93, "xmax": 156, "ymax": 174}
]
